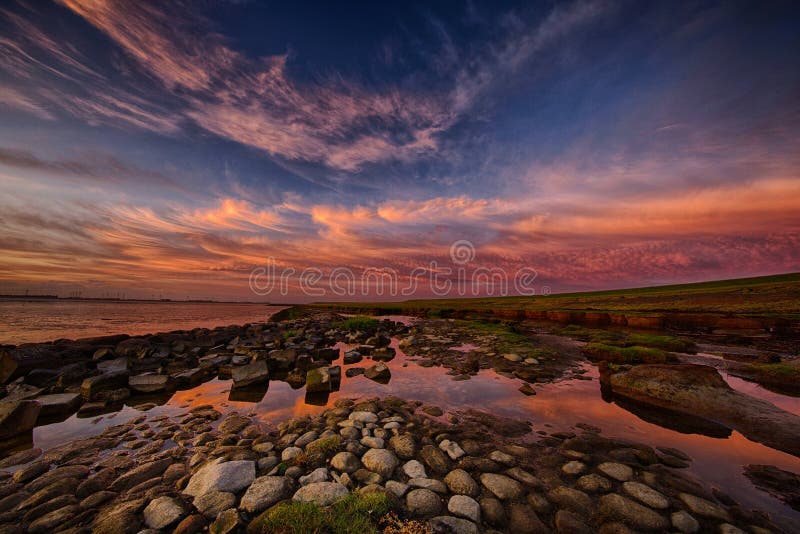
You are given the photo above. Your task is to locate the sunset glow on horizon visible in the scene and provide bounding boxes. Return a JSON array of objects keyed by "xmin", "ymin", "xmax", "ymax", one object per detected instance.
[{"xmin": 1, "ymin": 0, "xmax": 798, "ymax": 301}]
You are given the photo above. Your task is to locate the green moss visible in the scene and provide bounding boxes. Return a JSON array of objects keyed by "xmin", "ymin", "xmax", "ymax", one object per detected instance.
[
  {"xmin": 583, "ymin": 343, "xmax": 668, "ymax": 364},
  {"xmin": 335, "ymin": 316, "xmax": 380, "ymax": 332},
  {"xmin": 247, "ymin": 491, "xmax": 394, "ymax": 534},
  {"xmin": 748, "ymin": 363, "xmax": 800, "ymax": 379},
  {"xmin": 299, "ymin": 435, "xmax": 342, "ymax": 467},
  {"xmin": 625, "ymin": 333, "xmax": 695, "ymax": 353}
]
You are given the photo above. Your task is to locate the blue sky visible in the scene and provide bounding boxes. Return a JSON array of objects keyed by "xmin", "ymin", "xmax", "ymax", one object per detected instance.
[{"xmin": 0, "ymin": 0, "xmax": 798, "ymax": 300}]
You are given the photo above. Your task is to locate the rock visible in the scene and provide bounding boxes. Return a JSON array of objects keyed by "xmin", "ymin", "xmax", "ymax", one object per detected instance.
[
  {"xmin": 504, "ymin": 353, "xmax": 523, "ymax": 362},
  {"xmin": 597, "ymin": 493, "xmax": 669, "ymax": 531},
  {"xmin": 306, "ymin": 367, "xmax": 331, "ymax": 392},
  {"xmin": 576, "ymin": 473, "xmax": 612, "ymax": 493},
  {"xmin": 555, "ymin": 509, "xmax": 592, "ymax": 534},
  {"xmin": 718, "ymin": 524, "xmax": 747, "ymax": 534},
  {"xmin": 480, "ymin": 497, "xmax": 507, "ymax": 526},
  {"xmin": 91, "ymin": 499, "xmax": 142, "ymax": 534},
  {"xmin": 0, "ymin": 399, "xmax": 41, "ymax": 440},
  {"xmin": 439, "ymin": 439, "xmax": 466, "ymax": 460},
  {"xmin": 129, "ymin": 373, "xmax": 173, "ymax": 393},
  {"xmin": 80, "ymin": 370, "xmax": 129, "ymax": 401},
  {"xmin": 488, "ymin": 450, "xmax": 515, "ymax": 465},
  {"xmin": 364, "ymin": 363, "xmax": 391, "ymax": 381},
  {"xmin": 480, "ymin": 473, "xmax": 523, "ymax": 500},
  {"xmin": 174, "ymin": 514, "xmax": 208, "ymax": 534},
  {"xmin": 143, "ymin": 496, "xmax": 185, "ymax": 529},
  {"xmin": 448, "ymin": 494, "xmax": 481, "ymax": 522},
  {"xmin": 28, "ymin": 504, "xmax": 79, "ymax": 534},
  {"xmin": 743, "ymin": 464, "xmax": 800, "ymax": 510},
  {"xmin": 608, "ymin": 363, "xmax": 800, "ymax": 457},
  {"xmin": 0, "ymin": 446, "xmax": 41, "ymax": 468},
  {"xmin": 193, "ymin": 491, "xmax": 236, "ymax": 519},
  {"xmin": 622, "ymin": 481, "xmax": 669, "ymax": 509},
  {"xmin": 562, "ymin": 461, "xmax": 586, "ymax": 475},
  {"xmin": 331, "ymin": 452, "xmax": 361, "ymax": 473},
  {"xmin": 406, "ymin": 488, "xmax": 441, "ymax": 516},
  {"xmin": 597, "ymin": 462, "xmax": 633, "ymax": 481},
  {"xmin": 361, "ymin": 436, "xmax": 385, "ymax": 448},
  {"xmin": 546, "ymin": 486, "xmax": 593, "ymax": 515},
  {"xmin": 293, "ymin": 481, "xmax": 349, "ymax": 506},
  {"xmin": 429, "ymin": 515, "xmax": 479, "ymax": 534},
  {"xmin": 35, "ymin": 393, "xmax": 82, "ymax": 417},
  {"xmin": 671, "ymin": 510, "xmax": 700, "ymax": 533},
  {"xmin": 343, "ymin": 351, "xmax": 362, "ymax": 364},
  {"xmin": 362, "ymin": 448, "xmax": 398, "ymax": 478},
  {"xmin": 349, "ymin": 410, "xmax": 378, "ymax": 423},
  {"xmin": 444, "ymin": 469, "xmax": 479, "ymax": 496},
  {"xmin": 209, "ymin": 508, "xmax": 239, "ymax": 534},
  {"xmin": 386, "ymin": 480, "xmax": 409, "ymax": 497},
  {"xmin": 508, "ymin": 503, "xmax": 548, "ymax": 533},
  {"xmin": 183, "ymin": 459, "xmax": 256, "ymax": 497},
  {"xmin": 12, "ymin": 458, "xmax": 48, "ymax": 483},
  {"xmin": 281, "ymin": 446, "xmax": 302, "ymax": 462},
  {"xmin": 294, "ymin": 430, "xmax": 319, "ymax": 447},
  {"xmin": 232, "ymin": 360, "xmax": 269, "ymax": 388},
  {"xmin": 420, "ymin": 444, "xmax": 451, "ymax": 475},
  {"xmin": 97, "ymin": 357, "xmax": 128, "ymax": 374},
  {"xmin": 109, "ymin": 458, "xmax": 172, "ymax": 492},
  {"xmin": 678, "ymin": 492, "xmax": 731, "ymax": 521},
  {"xmin": 409, "ymin": 477, "xmax": 447, "ymax": 493},
  {"xmin": 403, "ymin": 460, "xmax": 427, "ymax": 479},
  {"xmin": 519, "ymin": 384, "xmax": 537, "ymax": 395},
  {"xmin": 389, "ymin": 434, "xmax": 417, "ymax": 459},
  {"xmin": 219, "ymin": 413, "xmax": 251, "ymax": 434},
  {"xmin": 299, "ymin": 467, "xmax": 330, "ymax": 486},
  {"xmin": 240, "ymin": 476, "xmax": 292, "ymax": 513}
]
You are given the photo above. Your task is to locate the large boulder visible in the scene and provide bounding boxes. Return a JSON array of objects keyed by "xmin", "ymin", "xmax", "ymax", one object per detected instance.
[
  {"xmin": 115, "ymin": 338, "xmax": 153, "ymax": 359},
  {"xmin": 231, "ymin": 360, "xmax": 269, "ymax": 388},
  {"xmin": 36, "ymin": 393, "xmax": 82, "ymax": 417},
  {"xmin": 183, "ymin": 459, "xmax": 255, "ymax": 497},
  {"xmin": 0, "ymin": 400, "xmax": 41, "ymax": 440},
  {"xmin": 80, "ymin": 370, "xmax": 130, "ymax": 401},
  {"xmin": 293, "ymin": 482, "xmax": 349, "ymax": 506},
  {"xmin": 608, "ymin": 364, "xmax": 800, "ymax": 457},
  {"xmin": 240, "ymin": 476, "xmax": 293, "ymax": 513}
]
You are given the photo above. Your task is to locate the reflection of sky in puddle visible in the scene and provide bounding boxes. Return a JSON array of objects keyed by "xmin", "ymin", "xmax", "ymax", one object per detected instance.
[{"xmin": 31, "ymin": 333, "xmax": 800, "ymax": 528}]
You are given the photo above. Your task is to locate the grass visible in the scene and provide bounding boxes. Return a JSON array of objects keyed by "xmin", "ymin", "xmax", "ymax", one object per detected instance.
[
  {"xmin": 248, "ymin": 491, "xmax": 408, "ymax": 534},
  {"xmin": 746, "ymin": 363, "xmax": 800, "ymax": 380},
  {"xmin": 335, "ymin": 316, "xmax": 380, "ymax": 332},
  {"xmin": 560, "ymin": 325, "xmax": 695, "ymax": 353},
  {"xmin": 582, "ymin": 343, "xmax": 669, "ymax": 364},
  {"xmin": 310, "ymin": 273, "xmax": 800, "ymax": 318}
]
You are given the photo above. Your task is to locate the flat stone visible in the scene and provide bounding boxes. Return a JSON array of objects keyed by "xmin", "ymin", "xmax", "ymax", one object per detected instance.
[
  {"xmin": 231, "ymin": 360, "xmax": 268, "ymax": 388},
  {"xmin": 36, "ymin": 393, "xmax": 82, "ymax": 417},
  {"xmin": 671, "ymin": 510, "xmax": 700, "ymax": 533},
  {"xmin": 28, "ymin": 504, "xmax": 79, "ymax": 534},
  {"xmin": 349, "ymin": 411, "xmax": 379, "ymax": 423},
  {"xmin": 408, "ymin": 477, "xmax": 447, "ymax": 493},
  {"xmin": 576, "ymin": 473, "xmax": 612, "ymax": 493},
  {"xmin": 430, "ymin": 515, "xmax": 479, "ymax": 534},
  {"xmin": 402, "ymin": 460, "xmax": 427, "ymax": 479},
  {"xmin": 623, "ymin": 481, "xmax": 669, "ymax": 509},
  {"xmin": 597, "ymin": 462, "xmax": 634, "ymax": 481},
  {"xmin": 448, "ymin": 494, "xmax": 481, "ymax": 522},
  {"xmin": 129, "ymin": 373, "xmax": 173, "ymax": 393},
  {"xmin": 562, "ymin": 461, "xmax": 586, "ymax": 475},
  {"xmin": 546, "ymin": 486, "xmax": 593, "ymax": 515},
  {"xmin": 360, "ymin": 436, "xmax": 385, "ymax": 448},
  {"xmin": 488, "ymin": 450, "xmax": 515, "ymax": 465},
  {"xmin": 183, "ymin": 459, "xmax": 255, "ymax": 497},
  {"xmin": 0, "ymin": 399, "xmax": 41, "ymax": 440},
  {"xmin": 508, "ymin": 503, "xmax": 549, "ymax": 534},
  {"xmin": 439, "ymin": 439, "xmax": 466, "ymax": 460},
  {"xmin": 598, "ymin": 493, "xmax": 669, "ymax": 531},
  {"xmin": 293, "ymin": 481, "xmax": 349, "ymax": 506},
  {"xmin": 193, "ymin": 491, "xmax": 236, "ymax": 519},
  {"xmin": 678, "ymin": 492, "xmax": 732, "ymax": 522},
  {"xmin": 480, "ymin": 473, "xmax": 523, "ymax": 500},
  {"xmin": 240, "ymin": 476, "xmax": 292, "ymax": 513},
  {"xmin": 143, "ymin": 496, "xmax": 185, "ymax": 529}
]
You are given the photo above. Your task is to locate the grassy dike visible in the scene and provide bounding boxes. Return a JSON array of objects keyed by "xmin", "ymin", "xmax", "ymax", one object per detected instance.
[{"xmin": 308, "ymin": 273, "xmax": 800, "ymax": 331}]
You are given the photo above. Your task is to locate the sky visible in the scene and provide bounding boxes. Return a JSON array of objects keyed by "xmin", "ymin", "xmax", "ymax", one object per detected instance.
[{"xmin": 0, "ymin": 0, "xmax": 798, "ymax": 301}]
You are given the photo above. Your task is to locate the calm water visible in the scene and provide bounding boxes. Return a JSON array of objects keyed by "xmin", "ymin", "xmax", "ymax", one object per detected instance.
[
  {"xmin": 28, "ymin": 329, "xmax": 800, "ymax": 530},
  {"xmin": 0, "ymin": 299, "xmax": 285, "ymax": 344}
]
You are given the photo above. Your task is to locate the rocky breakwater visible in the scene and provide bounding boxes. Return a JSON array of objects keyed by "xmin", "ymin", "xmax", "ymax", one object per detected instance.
[
  {"xmin": 0, "ymin": 313, "xmax": 409, "ymax": 449},
  {"xmin": 602, "ymin": 363, "xmax": 800, "ymax": 458},
  {"xmin": 0, "ymin": 395, "xmax": 784, "ymax": 533}
]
